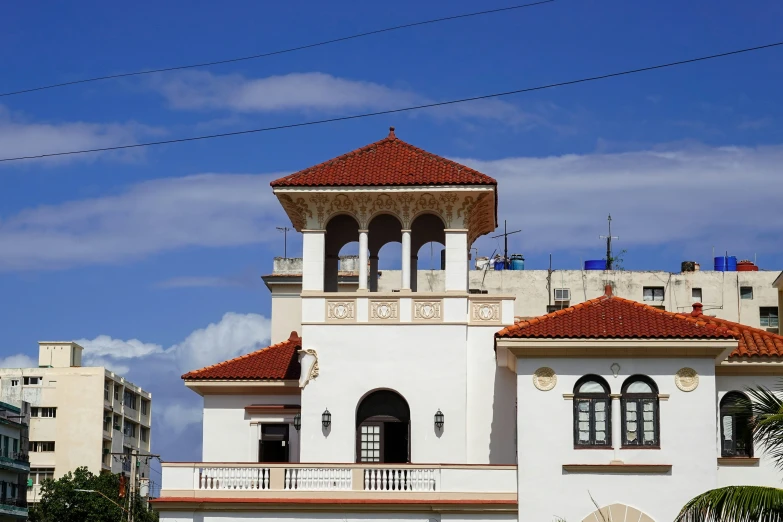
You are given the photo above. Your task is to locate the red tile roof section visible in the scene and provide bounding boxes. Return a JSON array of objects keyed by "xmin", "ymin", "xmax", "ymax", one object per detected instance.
[
  {"xmin": 689, "ymin": 302, "xmax": 783, "ymax": 358},
  {"xmin": 496, "ymin": 286, "xmax": 735, "ymax": 341},
  {"xmin": 182, "ymin": 331, "xmax": 301, "ymax": 380},
  {"xmin": 270, "ymin": 128, "xmax": 497, "ymax": 188}
]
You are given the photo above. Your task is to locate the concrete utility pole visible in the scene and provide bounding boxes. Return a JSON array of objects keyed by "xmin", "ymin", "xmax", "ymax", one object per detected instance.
[{"xmin": 110, "ymin": 450, "xmax": 159, "ymax": 522}]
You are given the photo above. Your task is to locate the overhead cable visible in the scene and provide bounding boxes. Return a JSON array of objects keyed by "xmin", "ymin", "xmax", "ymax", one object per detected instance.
[
  {"xmin": 0, "ymin": 1, "xmax": 554, "ymax": 98},
  {"xmin": 1, "ymin": 40, "xmax": 780, "ymax": 163}
]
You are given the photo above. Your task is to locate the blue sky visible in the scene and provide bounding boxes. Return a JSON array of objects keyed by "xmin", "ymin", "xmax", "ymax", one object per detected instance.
[{"xmin": 1, "ymin": 0, "xmax": 782, "ymax": 479}]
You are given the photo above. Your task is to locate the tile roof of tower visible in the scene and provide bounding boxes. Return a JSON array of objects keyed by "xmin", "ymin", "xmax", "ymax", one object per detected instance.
[
  {"xmin": 270, "ymin": 127, "xmax": 497, "ymax": 188},
  {"xmin": 181, "ymin": 331, "xmax": 301, "ymax": 380},
  {"xmin": 496, "ymin": 286, "xmax": 736, "ymax": 341}
]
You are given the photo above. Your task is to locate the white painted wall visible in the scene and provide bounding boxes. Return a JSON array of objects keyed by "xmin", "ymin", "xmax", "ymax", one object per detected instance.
[
  {"xmin": 466, "ymin": 326, "xmax": 516, "ymax": 465},
  {"xmin": 202, "ymin": 394, "xmax": 300, "ymax": 462},
  {"xmin": 515, "ymin": 357, "xmax": 718, "ymax": 522},
  {"xmin": 299, "ymin": 324, "xmax": 469, "ymax": 464}
]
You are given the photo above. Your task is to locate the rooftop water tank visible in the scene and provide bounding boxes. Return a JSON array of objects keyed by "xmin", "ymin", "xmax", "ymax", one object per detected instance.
[
  {"xmin": 584, "ymin": 259, "xmax": 606, "ymax": 271},
  {"xmin": 475, "ymin": 256, "xmax": 490, "ymax": 271},
  {"xmin": 715, "ymin": 256, "xmax": 738, "ymax": 271},
  {"xmin": 737, "ymin": 260, "xmax": 759, "ymax": 272},
  {"xmin": 494, "ymin": 257, "xmax": 506, "ymax": 270},
  {"xmin": 509, "ymin": 254, "xmax": 525, "ymax": 270}
]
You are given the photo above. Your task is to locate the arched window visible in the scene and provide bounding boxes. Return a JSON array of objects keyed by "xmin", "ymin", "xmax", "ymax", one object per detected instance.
[
  {"xmin": 621, "ymin": 376, "xmax": 659, "ymax": 447},
  {"xmin": 720, "ymin": 392, "xmax": 753, "ymax": 457},
  {"xmin": 573, "ymin": 375, "xmax": 611, "ymax": 447},
  {"xmin": 356, "ymin": 390, "xmax": 410, "ymax": 463}
]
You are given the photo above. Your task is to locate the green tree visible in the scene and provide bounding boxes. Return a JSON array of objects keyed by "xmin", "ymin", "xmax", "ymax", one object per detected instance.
[
  {"xmin": 677, "ymin": 386, "xmax": 783, "ymax": 522},
  {"xmin": 28, "ymin": 467, "xmax": 158, "ymax": 522}
]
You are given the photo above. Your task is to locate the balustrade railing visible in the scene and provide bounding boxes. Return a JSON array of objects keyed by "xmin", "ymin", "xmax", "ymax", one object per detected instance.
[
  {"xmin": 283, "ymin": 468, "xmax": 351, "ymax": 490},
  {"xmin": 199, "ymin": 467, "xmax": 271, "ymax": 490},
  {"xmin": 363, "ymin": 468, "xmax": 437, "ymax": 491},
  {"xmin": 161, "ymin": 463, "xmax": 515, "ymax": 496}
]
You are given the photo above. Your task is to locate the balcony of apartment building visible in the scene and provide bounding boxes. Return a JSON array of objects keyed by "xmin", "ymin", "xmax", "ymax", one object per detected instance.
[
  {"xmin": 0, "ymin": 497, "xmax": 27, "ymax": 519},
  {"xmin": 0, "ymin": 452, "xmax": 29, "ymax": 475}
]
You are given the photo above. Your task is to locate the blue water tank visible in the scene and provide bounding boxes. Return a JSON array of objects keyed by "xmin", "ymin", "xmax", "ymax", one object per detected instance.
[
  {"xmin": 494, "ymin": 258, "xmax": 505, "ymax": 270},
  {"xmin": 509, "ymin": 255, "xmax": 525, "ymax": 270},
  {"xmin": 714, "ymin": 256, "xmax": 738, "ymax": 271},
  {"xmin": 584, "ymin": 259, "xmax": 607, "ymax": 270},
  {"xmin": 726, "ymin": 256, "xmax": 738, "ymax": 271}
]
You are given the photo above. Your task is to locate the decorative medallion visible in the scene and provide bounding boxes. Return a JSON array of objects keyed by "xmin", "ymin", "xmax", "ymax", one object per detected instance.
[
  {"xmin": 370, "ymin": 301, "xmax": 398, "ymax": 321},
  {"xmin": 675, "ymin": 367, "xmax": 699, "ymax": 392},
  {"xmin": 327, "ymin": 301, "xmax": 355, "ymax": 321},
  {"xmin": 471, "ymin": 302, "xmax": 500, "ymax": 322},
  {"xmin": 533, "ymin": 367, "xmax": 557, "ymax": 391},
  {"xmin": 414, "ymin": 301, "xmax": 442, "ymax": 321}
]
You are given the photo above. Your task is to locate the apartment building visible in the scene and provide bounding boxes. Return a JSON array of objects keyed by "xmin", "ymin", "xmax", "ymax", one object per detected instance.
[
  {"xmin": 265, "ymin": 258, "xmax": 780, "ymax": 343},
  {"xmin": 0, "ymin": 398, "xmax": 29, "ymax": 521},
  {"xmin": 0, "ymin": 342, "xmax": 151, "ymax": 504}
]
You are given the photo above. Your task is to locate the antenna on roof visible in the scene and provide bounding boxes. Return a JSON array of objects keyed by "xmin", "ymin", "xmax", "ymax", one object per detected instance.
[
  {"xmin": 599, "ymin": 214, "xmax": 619, "ymax": 270},
  {"xmin": 276, "ymin": 227, "xmax": 291, "ymax": 258},
  {"xmin": 491, "ymin": 220, "xmax": 521, "ymax": 269}
]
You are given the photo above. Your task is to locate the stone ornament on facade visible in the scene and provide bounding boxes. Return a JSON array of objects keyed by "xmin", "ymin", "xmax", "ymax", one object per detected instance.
[
  {"xmin": 272, "ymin": 189, "xmax": 496, "ymax": 239},
  {"xmin": 413, "ymin": 301, "xmax": 442, "ymax": 321},
  {"xmin": 675, "ymin": 367, "xmax": 699, "ymax": 392},
  {"xmin": 471, "ymin": 302, "xmax": 500, "ymax": 323},
  {"xmin": 327, "ymin": 301, "xmax": 355, "ymax": 321},
  {"xmin": 533, "ymin": 367, "xmax": 557, "ymax": 391},
  {"xmin": 298, "ymin": 349, "xmax": 319, "ymax": 389},
  {"xmin": 370, "ymin": 301, "xmax": 398, "ymax": 321}
]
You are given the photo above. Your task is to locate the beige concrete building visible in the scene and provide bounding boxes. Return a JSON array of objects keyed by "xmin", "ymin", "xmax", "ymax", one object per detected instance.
[
  {"xmin": 264, "ymin": 257, "xmax": 780, "ymax": 343},
  {"xmin": 0, "ymin": 342, "xmax": 151, "ymax": 504}
]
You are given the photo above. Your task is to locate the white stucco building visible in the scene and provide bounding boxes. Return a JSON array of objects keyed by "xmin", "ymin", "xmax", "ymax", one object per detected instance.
[
  {"xmin": 155, "ymin": 129, "xmax": 783, "ymax": 522},
  {"xmin": 0, "ymin": 342, "xmax": 152, "ymax": 504}
]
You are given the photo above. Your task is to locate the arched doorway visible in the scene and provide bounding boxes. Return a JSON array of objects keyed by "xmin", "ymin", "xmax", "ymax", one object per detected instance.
[
  {"xmin": 356, "ymin": 390, "xmax": 410, "ymax": 463},
  {"xmin": 582, "ymin": 503, "xmax": 655, "ymax": 522}
]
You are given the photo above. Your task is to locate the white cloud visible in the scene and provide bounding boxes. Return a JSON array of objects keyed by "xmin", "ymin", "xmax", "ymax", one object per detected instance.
[
  {"xmin": 0, "ymin": 105, "xmax": 162, "ymax": 165},
  {"xmin": 150, "ymin": 71, "xmax": 536, "ymax": 125},
  {"xmin": 156, "ymin": 403, "xmax": 203, "ymax": 437},
  {"xmin": 461, "ymin": 143, "xmax": 783, "ymax": 257},
  {"xmin": 77, "ymin": 312, "xmax": 271, "ymax": 376},
  {"xmin": 0, "ymin": 354, "xmax": 36, "ymax": 368},
  {"xmin": 0, "ymin": 173, "xmax": 286, "ymax": 271},
  {"xmin": 170, "ymin": 312, "xmax": 271, "ymax": 373},
  {"xmin": 77, "ymin": 335, "xmax": 164, "ymax": 359},
  {"xmin": 156, "ymin": 276, "xmax": 241, "ymax": 289}
]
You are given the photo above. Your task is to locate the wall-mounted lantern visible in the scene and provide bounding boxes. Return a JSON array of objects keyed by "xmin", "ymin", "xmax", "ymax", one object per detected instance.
[
  {"xmin": 434, "ymin": 409, "xmax": 445, "ymax": 430},
  {"xmin": 293, "ymin": 413, "xmax": 301, "ymax": 431},
  {"xmin": 322, "ymin": 408, "xmax": 331, "ymax": 428}
]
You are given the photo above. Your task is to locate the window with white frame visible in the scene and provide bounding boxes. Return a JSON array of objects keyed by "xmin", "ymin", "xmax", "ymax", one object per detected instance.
[
  {"xmin": 31, "ymin": 407, "xmax": 57, "ymax": 418},
  {"xmin": 740, "ymin": 286, "xmax": 753, "ymax": 300},
  {"xmin": 23, "ymin": 376, "xmax": 42, "ymax": 385},
  {"xmin": 643, "ymin": 287, "xmax": 664, "ymax": 302},
  {"xmin": 30, "ymin": 441, "xmax": 55, "ymax": 452},
  {"xmin": 691, "ymin": 288, "xmax": 702, "ymax": 303},
  {"xmin": 554, "ymin": 288, "xmax": 571, "ymax": 301},
  {"xmin": 29, "ymin": 468, "xmax": 55, "ymax": 487},
  {"xmin": 761, "ymin": 307, "xmax": 779, "ymax": 328}
]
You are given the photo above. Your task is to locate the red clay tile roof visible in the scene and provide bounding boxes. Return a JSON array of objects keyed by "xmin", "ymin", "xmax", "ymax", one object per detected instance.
[
  {"xmin": 496, "ymin": 286, "xmax": 735, "ymax": 341},
  {"xmin": 182, "ymin": 331, "xmax": 301, "ymax": 380},
  {"xmin": 270, "ymin": 128, "xmax": 497, "ymax": 188},
  {"xmin": 689, "ymin": 303, "xmax": 783, "ymax": 358}
]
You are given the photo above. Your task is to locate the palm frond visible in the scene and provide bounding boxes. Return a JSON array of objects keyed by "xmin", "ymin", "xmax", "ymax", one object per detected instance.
[
  {"xmin": 677, "ymin": 486, "xmax": 783, "ymax": 522},
  {"xmin": 747, "ymin": 386, "xmax": 783, "ymax": 470}
]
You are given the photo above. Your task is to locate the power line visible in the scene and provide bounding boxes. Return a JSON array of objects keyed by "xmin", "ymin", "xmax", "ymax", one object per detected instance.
[
  {"xmin": 2, "ymin": 40, "xmax": 781, "ymax": 163},
  {"xmin": 0, "ymin": 1, "xmax": 554, "ymax": 98}
]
